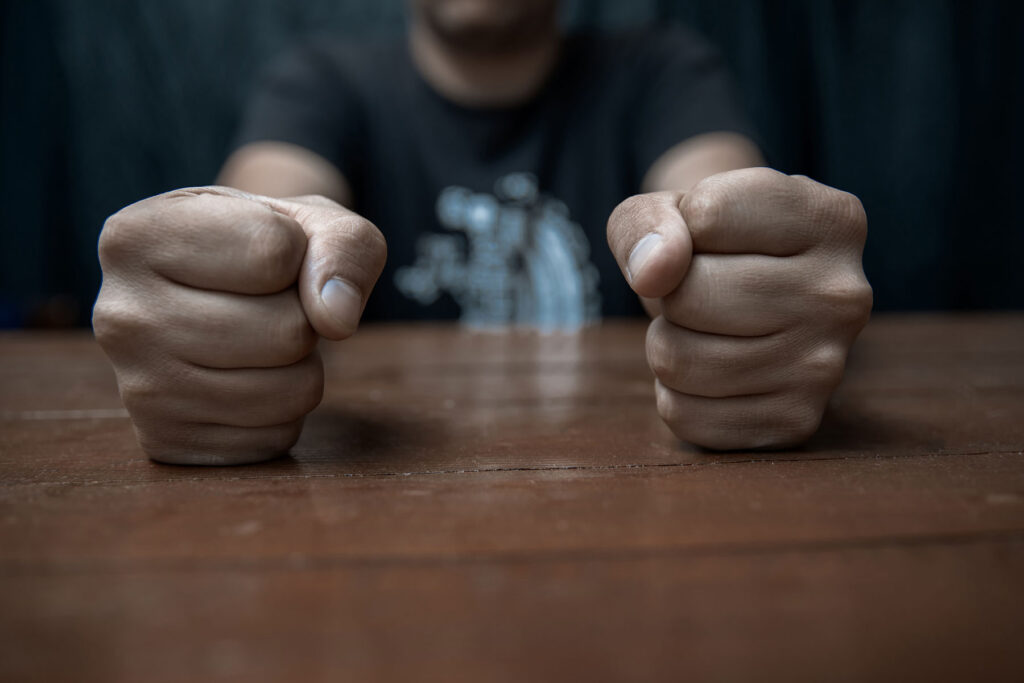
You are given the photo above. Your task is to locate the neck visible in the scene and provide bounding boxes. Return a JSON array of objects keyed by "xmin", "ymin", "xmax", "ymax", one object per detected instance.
[{"xmin": 409, "ymin": 21, "xmax": 561, "ymax": 108}]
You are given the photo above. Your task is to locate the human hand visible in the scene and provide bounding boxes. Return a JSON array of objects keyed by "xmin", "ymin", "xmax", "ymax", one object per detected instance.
[
  {"xmin": 93, "ymin": 186, "xmax": 386, "ymax": 464},
  {"xmin": 607, "ymin": 168, "xmax": 872, "ymax": 449}
]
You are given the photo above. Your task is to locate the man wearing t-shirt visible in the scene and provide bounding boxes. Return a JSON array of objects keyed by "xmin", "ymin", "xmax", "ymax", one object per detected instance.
[{"xmin": 93, "ymin": 0, "xmax": 872, "ymax": 465}]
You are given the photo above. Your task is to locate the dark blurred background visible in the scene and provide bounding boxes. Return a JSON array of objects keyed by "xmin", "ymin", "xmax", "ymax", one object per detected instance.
[{"xmin": 2, "ymin": 0, "xmax": 1022, "ymax": 327}]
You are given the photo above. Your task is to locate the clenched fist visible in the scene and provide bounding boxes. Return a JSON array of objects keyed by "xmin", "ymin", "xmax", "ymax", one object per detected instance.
[
  {"xmin": 608, "ymin": 168, "xmax": 872, "ymax": 450},
  {"xmin": 93, "ymin": 187, "xmax": 386, "ymax": 465}
]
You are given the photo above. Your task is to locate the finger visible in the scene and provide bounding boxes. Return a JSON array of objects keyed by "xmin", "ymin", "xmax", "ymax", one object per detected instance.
[
  {"xmin": 270, "ymin": 196, "xmax": 388, "ymax": 340},
  {"xmin": 101, "ymin": 187, "xmax": 307, "ymax": 295},
  {"xmin": 134, "ymin": 418, "xmax": 306, "ymax": 466},
  {"xmin": 606, "ymin": 191, "xmax": 692, "ymax": 298},
  {"xmin": 682, "ymin": 169, "xmax": 866, "ymax": 256},
  {"xmin": 646, "ymin": 316, "xmax": 846, "ymax": 398},
  {"xmin": 660, "ymin": 253, "xmax": 811, "ymax": 336},
  {"xmin": 121, "ymin": 352, "xmax": 324, "ymax": 429},
  {"xmin": 654, "ymin": 380, "xmax": 826, "ymax": 450},
  {"xmin": 155, "ymin": 286, "xmax": 316, "ymax": 369}
]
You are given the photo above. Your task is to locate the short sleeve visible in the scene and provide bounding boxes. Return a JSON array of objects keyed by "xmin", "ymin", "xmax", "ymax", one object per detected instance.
[
  {"xmin": 628, "ymin": 26, "xmax": 758, "ymax": 180},
  {"xmin": 232, "ymin": 39, "xmax": 366, "ymax": 183}
]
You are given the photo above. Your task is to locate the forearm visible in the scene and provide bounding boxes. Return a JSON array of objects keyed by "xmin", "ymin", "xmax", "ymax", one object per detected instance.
[
  {"xmin": 217, "ymin": 141, "xmax": 354, "ymax": 206},
  {"xmin": 642, "ymin": 131, "xmax": 764, "ymax": 194}
]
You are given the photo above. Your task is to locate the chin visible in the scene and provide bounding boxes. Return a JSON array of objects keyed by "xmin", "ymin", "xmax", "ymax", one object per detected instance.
[{"xmin": 414, "ymin": 0, "xmax": 559, "ymax": 53}]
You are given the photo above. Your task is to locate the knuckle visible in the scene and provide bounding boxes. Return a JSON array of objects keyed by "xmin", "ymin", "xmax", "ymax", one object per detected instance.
[
  {"xmin": 266, "ymin": 420, "xmax": 305, "ymax": 453},
  {"xmin": 802, "ymin": 343, "xmax": 847, "ymax": 391},
  {"xmin": 117, "ymin": 371, "xmax": 166, "ymax": 414},
  {"xmin": 133, "ymin": 421, "xmax": 179, "ymax": 462},
  {"xmin": 745, "ymin": 395, "xmax": 823, "ymax": 449},
  {"xmin": 654, "ymin": 381, "xmax": 722, "ymax": 449},
  {"xmin": 838, "ymin": 190, "xmax": 867, "ymax": 224},
  {"xmin": 776, "ymin": 400, "xmax": 824, "ymax": 446},
  {"xmin": 247, "ymin": 208, "xmax": 305, "ymax": 288},
  {"xmin": 97, "ymin": 208, "xmax": 142, "ymax": 268},
  {"xmin": 351, "ymin": 216, "xmax": 388, "ymax": 269},
  {"xmin": 835, "ymin": 191, "xmax": 868, "ymax": 241},
  {"xmin": 680, "ymin": 184, "xmax": 722, "ymax": 233},
  {"xmin": 819, "ymin": 271, "xmax": 874, "ymax": 327},
  {"xmin": 92, "ymin": 294, "xmax": 151, "ymax": 350},
  {"xmin": 317, "ymin": 215, "xmax": 388, "ymax": 282},
  {"xmin": 607, "ymin": 194, "xmax": 658, "ymax": 245},
  {"xmin": 610, "ymin": 194, "xmax": 649, "ymax": 225},
  {"xmin": 819, "ymin": 189, "xmax": 868, "ymax": 246},
  {"xmin": 246, "ymin": 421, "xmax": 304, "ymax": 459}
]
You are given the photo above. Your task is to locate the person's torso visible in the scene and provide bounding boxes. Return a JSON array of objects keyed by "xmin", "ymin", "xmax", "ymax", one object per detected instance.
[{"xmin": 337, "ymin": 35, "xmax": 648, "ymax": 327}]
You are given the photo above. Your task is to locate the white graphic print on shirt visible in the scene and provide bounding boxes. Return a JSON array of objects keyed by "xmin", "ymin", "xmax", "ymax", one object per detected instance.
[{"xmin": 395, "ymin": 172, "xmax": 601, "ymax": 329}]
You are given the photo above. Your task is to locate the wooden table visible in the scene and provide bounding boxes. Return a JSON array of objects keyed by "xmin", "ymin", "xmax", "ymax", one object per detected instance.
[{"xmin": 1, "ymin": 315, "xmax": 1023, "ymax": 682}]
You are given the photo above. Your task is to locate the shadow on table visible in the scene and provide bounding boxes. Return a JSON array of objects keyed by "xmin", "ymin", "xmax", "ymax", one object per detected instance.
[
  {"xmin": 790, "ymin": 401, "xmax": 947, "ymax": 456},
  {"xmin": 266, "ymin": 407, "xmax": 457, "ymax": 475},
  {"xmin": 277, "ymin": 398, "xmax": 953, "ymax": 476}
]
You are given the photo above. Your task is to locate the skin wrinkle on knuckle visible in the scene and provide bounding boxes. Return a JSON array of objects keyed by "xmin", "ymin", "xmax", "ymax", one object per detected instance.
[
  {"xmin": 117, "ymin": 373, "xmax": 168, "ymax": 419},
  {"xmin": 617, "ymin": 194, "xmax": 649, "ymax": 223},
  {"xmin": 654, "ymin": 382, "xmax": 720, "ymax": 447},
  {"xmin": 647, "ymin": 319, "xmax": 728, "ymax": 394},
  {"xmin": 239, "ymin": 422, "xmax": 304, "ymax": 459},
  {"xmin": 680, "ymin": 185, "xmax": 721, "ymax": 235},
  {"xmin": 92, "ymin": 293, "xmax": 156, "ymax": 352},
  {"xmin": 749, "ymin": 391, "xmax": 823, "ymax": 447},
  {"xmin": 97, "ymin": 208, "xmax": 150, "ymax": 270},
  {"xmin": 354, "ymin": 217, "xmax": 388, "ymax": 256},
  {"xmin": 269, "ymin": 420, "xmax": 304, "ymax": 451},
  {"xmin": 834, "ymin": 191, "xmax": 868, "ymax": 244},
  {"xmin": 355, "ymin": 218, "xmax": 389, "ymax": 273},
  {"xmin": 91, "ymin": 295, "xmax": 121, "ymax": 347},
  {"xmin": 247, "ymin": 208, "xmax": 305, "ymax": 290},
  {"xmin": 610, "ymin": 192, "xmax": 676, "ymax": 245},
  {"xmin": 813, "ymin": 187, "xmax": 867, "ymax": 250},
  {"xmin": 816, "ymin": 269, "xmax": 874, "ymax": 329},
  {"xmin": 608, "ymin": 195, "xmax": 646, "ymax": 252},
  {"xmin": 781, "ymin": 401, "xmax": 825, "ymax": 446},
  {"xmin": 134, "ymin": 426, "xmax": 181, "ymax": 462},
  {"xmin": 796, "ymin": 343, "xmax": 847, "ymax": 393},
  {"xmin": 314, "ymin": 215, "xmax": 387, "ymax": 286},
  {"xmin": 659, "ymin": 381, "xmax": 826, "ymax": 450},
  {"xmin": 121, "ymin": 358, "xmax": 219, "ymax": 431},
  {"xmin": 167, "ymin": 356, "xmax": 321, "ymax": 429}
]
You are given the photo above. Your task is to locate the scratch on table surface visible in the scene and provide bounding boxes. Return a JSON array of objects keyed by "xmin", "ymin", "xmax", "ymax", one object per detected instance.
[{"xmin": 0, "ymin": 408, "xmax": 129, "ymax": 420}]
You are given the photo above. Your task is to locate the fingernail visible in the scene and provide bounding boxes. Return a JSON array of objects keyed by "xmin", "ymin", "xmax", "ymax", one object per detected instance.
[
  {"xmin": 627, "ymin": 233, "xmax": 662, "ymax": 283},
  {"xmin": 320, "ymin": 278, "xmax": 362, "ymax": 334}
]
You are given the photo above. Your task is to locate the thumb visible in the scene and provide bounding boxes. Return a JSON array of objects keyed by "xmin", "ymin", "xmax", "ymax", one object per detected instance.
[
  {"xmin": 267, "ymin": 195, "xmax": 387, "ymax": 340},
  {"xmin": 606, "ymin": 191, "xmax": 692, "ymax": 299}
]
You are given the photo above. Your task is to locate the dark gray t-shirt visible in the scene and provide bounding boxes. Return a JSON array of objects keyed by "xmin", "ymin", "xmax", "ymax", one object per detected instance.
[{"xmin": 235, "ymin": 26, "xmax": 756, "ymax": 326}]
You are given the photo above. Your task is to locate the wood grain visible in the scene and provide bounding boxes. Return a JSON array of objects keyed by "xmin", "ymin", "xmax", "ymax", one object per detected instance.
[
  {"xmin": 3, "ymin": 541, "xmax": 1022, "ymax": 683},
  {"xmin": 1, "ymin": 313, "xmax": 1023, "ymax": 682}
]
